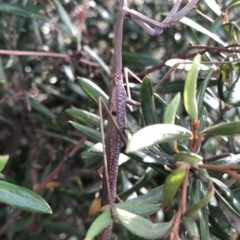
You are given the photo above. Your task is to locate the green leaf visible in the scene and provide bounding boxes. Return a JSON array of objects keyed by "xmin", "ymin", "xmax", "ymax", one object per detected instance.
[
  {"xmin": 32, "ymin": 19, "xmax": 43, "ymax": 44},
  {"xmin": 69, "ymin": 121, "xmax": 101, "ymax": 142},
  {"xmin": 86, "ymin": 202, "xmax": 161, "ymax": 240},
  {"xmin": 185, "ymin": 181, "xmax": 214, "ymax": 217},
  {"xmin": 200, "ymin": 121, "xmax": 240, "ymax": 135},
  {"xmin": 209, "ymin": 214, "xmax": 232, "ymax": 240},
  {"xmin": 197, "ymin": 69, "xmax": 214, "ymax": 114},
  {"xmin": 222, "ymin": 22, "xmax": 239, "ymax": 43},
  {"xmin": 218, "ymin": 198, "xmax": 240, "ymax": 233},
  {"xmin": 164, "ymin": 93, "xmax": 180, "ymax": 124},
  {"xmin": 226, "ymin": 0, "xmax": 240, "ymax": 12},
  {"xmin": 126, "ymin": 124, "xmax": 192, "ymax": 153},
  {"xmin": 42, "ymin": 220, "xmax": 84, "ymax": 238},
  {"xmin": 226, "ymin": 76, "xmax": 240, "ymax": 106},
  {"xmin": 154, "ymin": 79, "xmax": 217, "ymax": 94},
  {"xmin": 198, "ymin": 205, "xmax": 211, "ymax": 240},
  {"xmin": 103, "ymin": 203, "xmax": 161, "ymax": 217},
  {"xmin": 122, "ymin": 185, "xmax": 164, "ymax": 205},
  {"xmin": 217, "ymin": 63, "xmax": 232, "ymax": 103},
  {"xmin": 83, "ymin": 46, "xmax": 111, "ymax": 77},
  {"xmin": 0, "ymin": 155, "xmax": 9, "ymax": 172},
  {"xmin": 29, "ymin": 98, "xmax": 56, "ymax": 119},
  {"xmin": 85, "ymin": 210, "xmax": 112, "ymax": 240},
  {"xmin": 0, "ymin": 181, "xmax": 52, "ymax": 214},
  {"xmin": 203, "ymin": 0, "xmax": 221, "ymax": 16},
  {"xmin": 182, "ymin": 216, "xmax": 199, "ymax": 239},
  {"xmin": 66, "ymin": 108, "xmax": 101, "ymax": 127},
  {"xmin": 164, "ymin": 93, "xmax": 181, "ymax": 150},
  {"xmin": 213, "ymin": 178, "xmax": 240, "ymax": 216},
  {"xmin": 52, "ymin": 0, "xmax": 74, "ymax": 36},
  {"xmin": 0, "ymin": 57, "xmax": 5, "ymax": 84},
  {"xmin": 36, "ymin": 129, "xmax": 78, "ymax": 144},
  {"xmin": 175, "ymin": 151, "xmax": 202, "ymax": 168},
  {"xmin": 198, "ymin": 169, "xmax": 212, "ymax": 182},
  {"xmin": 163, "ymin": 164, "xmax": 187, "ymax": 207},
  {"xmin": 0, "ymin": 3, "xmax": 47, "ymax": 19},
  {"xmin": 122, "ymin": 52, "xmax": 159, "ymax": 69},
  {"xmin": 140, "ymin": 76, "xmax": 158, "ymax": 125},
  {"xmin": 184, "ymin": 54, "xmax": 200, "ymax": 121},
  {"xmin": 118, "ymin": 167, "xmax": 154, "ymax": 199},
  {"xmin": 78, "ymin": 77, "xmax": 108, "ymax": 104},
  {"xmin": 116, "ymin": 208, "xmax": 173, "ymax": 239},
  {"xmin": 180, "ymin": 17, "xmax": 226, "ymax": 46}
]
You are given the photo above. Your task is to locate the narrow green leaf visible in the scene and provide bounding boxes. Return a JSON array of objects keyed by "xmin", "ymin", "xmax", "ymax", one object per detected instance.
[
  {"xmin": 163, "ymin": 164, "xmax": 187, "ymax": 207},
  {"xmin": 29, "ymin": 98, "xmax": 56, "ymax": 119},
  {"xmin": 200, "ymin": 121, "xmax": 240, "ymax": 135},
  {"xmin": 226, "ymin": 0, "xmax": 240, "ymax": 12},
  {"xmin": 198, "ymin": 169, "xmax": 212, "ymax": 182},
  {"xmin": 122, "ymin": 52, "xmax": 159, "ymax": 69},
  {"xmin": 164, "ymin": 93, "xmax": 180, "ymax": 124},
  {"xmin": 126, "ymin": 124, "xmax": 192, "ymax": 153},
  {"xmin": 198, "ymin": 205, "xmax": 211, "ymax": 240},
  {"xmin": 42, "ymin": 220, "xmax": 84, "ymax": 238},
  {"xmin": 66, "ymin": 108, "xmax": 101, "ymax": 127},
  {"xmin": 69, "ymin": 121, "xmax": 101, "ymax": 142},
  {"xmin": 78, "ymin": 77, "xmax": 108, "ymax": 104},
  {"xmin": 0, "ymin": 57, "xmax": 6, "ymax": 83},
  {"xmin": 182, "ymin": 216, "xmax": 200, "ymax": 239},
  {"xmin": 140, "ymin": 76, "xmax": 158, "ymax": 125},
  {"xmin": 164, "ymin": 93, "xmax": 181, "ymax": 151},
  {"xmin": 63, "ymin": 64, "xmax": 75, "ymax": 81},
  {"xmin": 203, "ymin": 0, "xmax": 221, "ymax": 16},
  {"xmin": 32, "ymin": 19, "xmax": 43, "ymax": 44},
  {"xmin": 218, "ymin": 199, "xmax": 240, "ymax": 233},
  {"xmin": 116, "ymin": 208, "xmax": 173, "ymax": 239},
  {"xmin": 118, "ymin": 167, "xmax": 154, "ymax": 199},
  {"xmin": 209, "ymin": 214, "xmax": 232, "ymax": 240},
  {"xmin": 0, "ymin": 181, "xmax": 52, "ymax": 214},
  {"xmin": 85, "ymin": 210, "xmax": 112, "ymax": 240},
  {"xmin": 217, "ymin": 63, "xmax": 231, "ymax": 103},
  {"xmin": 226, "ymin": 76, "xmax": 240, "ymax": 106},
  {"xmin": 52, "ymin": 0, "xmax": 74, "ymax": 36},
  {"xmin": 36, "ymin": 129, "xmax": 78, "ymax": 144},
  {"xmin": 213, "ymin": 178, "xmax": 240, "ymax": 216},
  {"xmin": 180, "ymin": 17, "xmax": 226, "ymax": 46},
  {"xmin": 175, "ymin": 151, "xmax": 202, "ymax": 168},
  {"xmin": 103, "ymin": 203, "xmax": 161, "ymax": 217},
  {"xmin": 154, "ymin": 79, "xmax": 217, "ymax": 94},
  {"xmin": 197, "ymin": 69, "xmax": 214, "ymax": 114},
  {"xmin": 185, "ymin": 181, "xmax": 214, "ymax": 217},
  {"xmin": 0, "ymin": 3, "xmax": 47, "ymax": 19},
  {"xmin": 83, "ymin": 46, "xmax": 111, "ymax": 77},
  {"xmin": 0, "ymin": 155, "xmax": 9, "ymax": 172},
  {"xmin": 223, "ymin": 22, "xmax": 239, "ymax": 43},
  {"xmin": 122, "ymin": 185, "xmax": 164, "ymax": 205},
  {"xmin": 184, "ymin": 54, "xmax": 200, "ymax": 121},
  {"xmin": 215, "ymin": 188, "xmax": 240, "ymax": 219}
]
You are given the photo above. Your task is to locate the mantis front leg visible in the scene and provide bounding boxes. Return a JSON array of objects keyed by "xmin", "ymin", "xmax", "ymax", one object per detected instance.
[{"xmin": 124, "ymin": 0, "xmax": 199, "ymax": 36}]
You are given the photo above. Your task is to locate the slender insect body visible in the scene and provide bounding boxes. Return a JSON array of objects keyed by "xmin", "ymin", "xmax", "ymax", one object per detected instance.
[
  {"xmin": 102, "ymin": 77, "xmax": 126, "ymax": 207},
  {"xmin": 98, "ymin": 1, "xmax": 126, "ymax": 239},
  {"xmin": 99, "ymin": 78, "xmax": 126, "ymax": 240}
]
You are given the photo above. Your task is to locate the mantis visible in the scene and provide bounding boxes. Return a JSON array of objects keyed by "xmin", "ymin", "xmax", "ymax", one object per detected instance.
[{"xmin": 98, "ymin": 0, "xmax": 199, "ymax": 239}]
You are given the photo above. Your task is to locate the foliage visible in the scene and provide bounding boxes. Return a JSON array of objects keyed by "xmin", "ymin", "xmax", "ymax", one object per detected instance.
[{"xmin": 1, "ymin": 0, "xmax": 240, "ymax": 239}]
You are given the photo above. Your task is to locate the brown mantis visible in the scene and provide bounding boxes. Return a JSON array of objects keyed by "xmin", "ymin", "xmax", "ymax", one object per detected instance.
[{"xmin": 97, "ymin": 0, "xmax": 199, "ymax": 239}]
